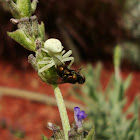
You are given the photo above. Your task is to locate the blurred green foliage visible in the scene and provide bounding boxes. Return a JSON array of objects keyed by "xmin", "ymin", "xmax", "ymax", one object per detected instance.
[
  {"xmin": 120, "ymin": 42, "xmax": 140, "ymax": 68},
  {"xmin": 71, "ymin": 46, "xmax": 140, "ymax": 140},
  {"xmin": 72, "ymin": 63, "xmax": 140, "ymax": 140},
  {"xmin": 41, "ymin": 134, "xmax": 49, "ymax": 140}
]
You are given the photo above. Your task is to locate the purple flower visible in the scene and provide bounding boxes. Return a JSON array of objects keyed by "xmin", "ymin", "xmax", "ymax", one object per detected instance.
[{"xmin": 74, "ymin": 107, "xmax": 87, "ymax": 128}]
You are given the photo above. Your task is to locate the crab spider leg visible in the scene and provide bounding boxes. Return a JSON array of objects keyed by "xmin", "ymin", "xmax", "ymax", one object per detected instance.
[
  {"xmin": 38, "ymin": 62, "xmax": 54, "ymax": 73},
  {"xmin": 61, "ymin": 50, "xmax": 66, "ymax": 55},
  {"xmin": 62, "ymin": 50, "xmax": 72, "ymax": 58},
  {"xmin": 38, "ymin": 57, "xmax": 52, "ymax": 64},
  {"xmin": 42, "ymin": 48, "xmax": 53, "ymax": 57},
  {"xmin": 36, "ymin": 61, "xmax": 49, "ymax": 69},
  {"xmin": 42, "ymin": 57, "xmax": 52, "ymax": 61},
  {"xmin": 37, "ymin": 60, "xmax": 52, "ymax": 64},
  {"xmin": 41, "ymin": 48, "xmax": 48, "ymax": 53},
  {"xmin": 62, "ymin": 56, "xmax": 74, "ymax": 68}
]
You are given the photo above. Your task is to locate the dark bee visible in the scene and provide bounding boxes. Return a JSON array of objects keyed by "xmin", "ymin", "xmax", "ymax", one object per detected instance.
[
  {"xmin": 51, "ymin": 54, "xmax": 85, "ymax": 84},
  {"xmin": 56, "ymin": 65, "xmax": 85, "ymax": 84}
]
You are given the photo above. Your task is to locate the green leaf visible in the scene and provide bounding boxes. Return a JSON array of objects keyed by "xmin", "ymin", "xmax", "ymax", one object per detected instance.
[
  {"xmin": 118, "ymin": 83, "xmax": 124, "ymax": 101},
  {"xmin": 89, "ymin": 85, "xmax": 98, "ymax": 101},
  {"xmin": 104, "ymin": 74, "xmax": 114, "ymax": 96},
  {"xmin": 123, "ymin": 118, "xmax": 137, "ymax": 140},
  {"xmin": 39, "ymin": 21, "xmax": 46, "ymax": 41},
  {"xmin": 94, "ymin": 62, "xmax": 102, "ymax": 89},
  {"xmin": 6, "ymin": 0, "xmax": 21, "ymax": 19},
  {"xmin": 128, "ymin": 132, "xmax": 135, "ymax": 140},
  {"xmin": 7, "ymin": 30, "xmax": 35, "ymax": 52},
  {"xmin": 41, "ymin": 134, "xmax": 49, "ymax": 140},
  {"xmin": 31, "ymin": 0, "xmax": 38, "ymax": 14},
  {"xmin": 16, "ymin": 0, "xmax": 31, "ymax": 17},
  {"xmin": 123, "ymin": 74, "xmax": 132, "ymax": 92},
  {"xmin": 86, "ymin": 125, "xmax": 95, "ymax": 140}
]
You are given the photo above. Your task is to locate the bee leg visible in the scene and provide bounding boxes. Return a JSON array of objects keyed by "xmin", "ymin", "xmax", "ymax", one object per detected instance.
[
  {"xmin": 37, "ymin": 57, "xmax": 53, "ymax": 64},
  {"xmin": 62, "ymin": 57, "xmax": 74, "ymax": 68},
  {"xmin": 38, "ymin": 62, "xmax": 54, "ymax": 73},
  {"xmin": 62, "ymin": 50, "xmax": 72, "ymax": 58},
  {"xmin": 37, "ymin": 58, "xmax": 53, "ymax": 69}
]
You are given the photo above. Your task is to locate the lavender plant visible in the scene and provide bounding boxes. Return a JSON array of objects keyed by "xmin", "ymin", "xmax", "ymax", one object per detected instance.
[
  {"xmin": 6, "ymin": 0, "xmax": 94, "ymax": 139},
  {"xmin": 71, "ymin": 46, "xmax": 140, "ymax": 140}
]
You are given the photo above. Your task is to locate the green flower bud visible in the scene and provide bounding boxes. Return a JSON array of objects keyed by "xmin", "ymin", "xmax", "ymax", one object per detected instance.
[
  {"xmin": 17, "ymin": 17, "xmax": 32, "ymax": 37},
  {"xmin": 6, "ymin": 0, "xmax": 21, "ymax": 19},
  {"xmin": 114, "ymin": 45, "xmax": 121, "ymax": 68},
  {"xmin": 6, "ymin": 0, "xmax": 38, "ymax": 19},
  {"xmin": 16, "ymin": 0, "xmax": 31, "ymax": 17},
  {"xmin": 30, "ymin": 15, "xmax": 39, "ymax": 38}
]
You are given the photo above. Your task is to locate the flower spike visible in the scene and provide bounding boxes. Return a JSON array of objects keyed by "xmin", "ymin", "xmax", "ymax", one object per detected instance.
[{"xmin": 74, "ymin": 107, "xmax": 87, "ymax": 129}]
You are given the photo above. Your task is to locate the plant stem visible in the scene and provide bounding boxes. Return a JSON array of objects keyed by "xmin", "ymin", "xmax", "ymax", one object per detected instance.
[{"xmin": 53, "ymin": 84, "xmax": 70, "ymax": 140}]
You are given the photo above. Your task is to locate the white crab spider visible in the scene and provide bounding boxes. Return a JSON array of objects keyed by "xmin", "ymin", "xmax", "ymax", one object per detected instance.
[{"xmin": 38, "ymin": 38, "xmax": 74, "ymax": 73}]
